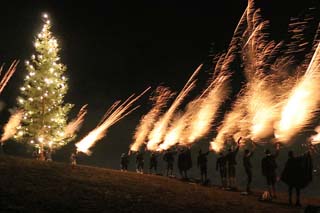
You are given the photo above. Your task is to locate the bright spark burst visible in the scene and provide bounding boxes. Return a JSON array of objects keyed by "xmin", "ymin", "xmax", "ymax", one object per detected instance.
[
  {"xmin": 184, "ymin": 73, "xmax": 230, "ymax": 145},
  {"xmin": 275, "ymin": 43, "xmax": 320, "ymax": 143},
  {"xmin": 159, "ymin": 100, "xmax": 198, "ymax": 150},
  {"xmin": 130, "ymin": 86, "xmax": 174, "ymax": 152},
  {"xmin": 146, "ymin": 65, "xmax": 202, "ymax": 151},
  {"xmin": 1, "ymin": 110, "xmax": 24, "ymax": 142},
  {"xmin": 64, "ymin": 104, "xmax": 88, "ymax": 138},
  {"xmin": 76, "ymin": 88, "xmax": 150, "ymax": 154}
]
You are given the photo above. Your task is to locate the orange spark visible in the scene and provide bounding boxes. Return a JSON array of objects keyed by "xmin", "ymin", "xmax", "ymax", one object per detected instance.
[
  {"xmin": 159, "ymin": 100, "xmax": 198, "ymax": 150},
  {"xmin": 0, "ymin": 60, "xmax": 19, "ymax": 94},
  {"xmin": 184, "ymin": 74, "xmax": 230, "ymax": 144},
  {"xmin": 76, "ymin": 88, "xmax": 150, "ymax": 154},
  {"xmin": 146, "ymin": 64, "xmax": 202, "ymax": 151},
  {"xmin": 1, "ymin": 110, "xmax": 24, "ymax": 142},
  {"xmin": 275, "ymin": 43, "xmax": 320, "ymax": 143},
  {"xmin": 64, "ymin": 104, "xmax": 88, "ymax": 138},
  {"xmin": 130, "ymin": 86, "xmax": 174, "ymax": 152}
]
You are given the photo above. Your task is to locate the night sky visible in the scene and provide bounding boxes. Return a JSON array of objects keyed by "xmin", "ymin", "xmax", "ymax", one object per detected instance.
[{"xmin": 0, "ymin": 0, "xmax": 319, "ymax": 190}]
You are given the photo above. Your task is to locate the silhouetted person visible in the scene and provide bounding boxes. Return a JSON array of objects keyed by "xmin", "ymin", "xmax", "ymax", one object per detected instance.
[
  {"xmin": 136, "ymin": 151, "xmax": 144, "ymax": 174},
  {"xmin": 178, "ymin": 148, "xmax": 187, "ymax": 178},
  {"xmin": 281, "ymin": 151, "xmax": 313, "ymax": 207},
  {"xmin": 149, "ymin": 152, "xmax": 158, "ymax": 174},
  {"xmin": 177, "ymin": 148, "xmax": 191, "ymax": 179},
  {"xmin": 225, "ymin": 137, "xmax": 241, "ymax": 189},
  {"xmin": 197, "ymin": 149, "xmax": 210, "ymax": 184},
  {"xmin": 216, "ymin": 152, "xmax": 227, "ymax": 188},
  {"xmin": 243, "ymin": 147, "xmax": 254, "ymax": 193},
  {"xmin": 46, "ymin": 149, "xmax": 53, "ymax": 162},
  {"xmin": 261, "ymin": 143, "xmax": 280, "ymax": 199},
  {"xmin": 120, "ymin": 152, "xmax": 129, "ymax": 171},
  {"xmin": 163, "ymin": 149, "xmax": 175, "ymax": 176},
  {"xmin": 70, "ymin": 151, "xmax": 78, "ymax": 168},
  {"xmin": 185, "ymin": 147, "xmax": 192, "ymax": 171}
]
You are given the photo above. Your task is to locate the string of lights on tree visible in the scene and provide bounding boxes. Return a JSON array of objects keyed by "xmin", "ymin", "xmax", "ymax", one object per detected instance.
[{"xmin": 14, "ymin": 13, "xmax": 73, "ymax": 151}]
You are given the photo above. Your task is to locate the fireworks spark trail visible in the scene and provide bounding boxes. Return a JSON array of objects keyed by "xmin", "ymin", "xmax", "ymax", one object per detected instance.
[
  {"xmin": 1, "ymin": 110, "xmax": 24, "ymax": 143},
  {"xmin": 246, "ymin": 77, "xmax": 280, "ymax": 140},
  {"xmin": 159, "ymin": 99, "xmax": 199, "ymax": 150},
  {"xmin": 184, "ymin": 74, "xmax": 231, "ymax": 145},
  {"xmin": 275, "ymin": 43, "xmax": 320, "ymax": 143},
  {"xmin": 210, "ymin": 97, "xmax": 247, "ymax": 152},
  {"xmin": 146, "ymin": 65, "xmax": 202, "ymax": 151},
  {"xmin": 76, "ymin": 87, "xmax": 150, "ymax": 154},
  {"xmin": 246, "ymin": 11, "xmax": 320, "ymax": 142},
  {"xmin": 130, "ymin": 86, "xmax": 174, "ymax": 152},
  {"xmin": 158, "ymin": 55, "xmax": 231, "ymax": 150},
  {"xmin": 0, "ymin": 60, "xmax": 19, "ymax": 94},
  {"xmin": 64, "ymin": 104, "xmax": 88, "ymax": 138},
  {"xmin": 158, "ymin": 110, "xmax": 190, "ymax": 151}
]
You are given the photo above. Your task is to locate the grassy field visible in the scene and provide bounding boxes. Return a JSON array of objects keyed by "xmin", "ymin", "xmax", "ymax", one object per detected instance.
[{"xmin": 0, "ymin": 156, "xmax": 319, "ymax": 213}]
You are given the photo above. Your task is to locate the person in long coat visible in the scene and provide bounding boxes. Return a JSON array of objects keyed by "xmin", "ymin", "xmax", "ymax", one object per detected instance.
[{"xmin": 281, "ymin": 151, "xmax": 313, "ymax": 206}]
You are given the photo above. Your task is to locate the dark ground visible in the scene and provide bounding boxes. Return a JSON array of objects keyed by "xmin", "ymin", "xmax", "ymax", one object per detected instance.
[{"xmin": 0, "ymin": 156, "xmax": 319, "ymax": 213}]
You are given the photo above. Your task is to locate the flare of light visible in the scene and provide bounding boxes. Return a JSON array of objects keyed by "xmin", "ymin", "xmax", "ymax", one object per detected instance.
[
  {"xmin": 210, "ymin": 141, "xmax": 224, "ymax": 153},
  {"xmin": 0, "ymin": 60, "xmax": 19, "ymax": 94},
  {"xmin": 76, "ymin": 88, "xmax": 150, "ymax": 154},
  {"xmin": 130, "ymin": 86, "xmax": 174, "ymax": 152},
  {"xmin": 246, "ymin": 78, "xmax": 280, "ymax": 141},
  {"xmin": 1, "ymin": 110, "xmax": 24, "ymax": 142},
  {"xmin": 146, "ymin": 65, "xmax": 202, "ymax": 151},
  {"xmin": 159, "ymin": 100, "xmax": 198, "ymax": 150},
  {"xmin": 158, "ymin": 112, "xmax": 188, "ymax": 151},
  {"xmin": 184, "ymin": 74, "xmax": 230, "ymax": 144},
  {"xmin": 64, "ymin": 104, "xmax": 88, "ymax": 138},
  {"xmin": 210, "ymin": 96, "xmax": 247, "ymax": 152},
  {"xmin": 275, "ymin": 43, "xmax": 320, "ymax": 143},
  {"xmin": 310, "ymin": 126, "xmax": 320, "ymax": 145}
]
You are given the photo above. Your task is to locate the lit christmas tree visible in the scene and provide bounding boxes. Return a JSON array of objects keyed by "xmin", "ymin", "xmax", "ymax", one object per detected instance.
[{"xmin": 15, "ymin": 13, "xmax": 73, "ymax": 155}]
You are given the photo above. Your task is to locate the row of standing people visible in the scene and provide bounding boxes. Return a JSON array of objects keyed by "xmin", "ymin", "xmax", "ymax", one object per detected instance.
[{"xmin": 121, "ymin": 137, "xmax": 313, "ymax": 206}]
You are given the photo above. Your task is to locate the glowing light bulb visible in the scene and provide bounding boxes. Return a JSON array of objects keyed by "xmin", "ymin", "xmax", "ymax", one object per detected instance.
[
  {"xmin": 20, "ymin": 87, "xmax": 26, "ymax": 91},
  {"xmin": 43, "ymin": 13, "xmax": 48, "ymax": 19}
]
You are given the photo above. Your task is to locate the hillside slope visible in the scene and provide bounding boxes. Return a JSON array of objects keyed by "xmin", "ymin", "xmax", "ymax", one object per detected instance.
[{"xmin": 0, "ymin": 156, "xmax": 319, "ymax": 213}]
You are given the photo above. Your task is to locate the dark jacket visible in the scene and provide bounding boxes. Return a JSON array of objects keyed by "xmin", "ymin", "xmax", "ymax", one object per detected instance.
[
  {"xmin": 216, "ymin": 156, "xmax": 226, "ymax": 171},
  {"xmin": 261, "ymin": 150, "xmax": 279, "ymax": 176},
  {"xmin": 226, "ymin": 146, "xmax": 239, "ymax": 166},
  {"xmin": 197, "ymin": 151, "xmax": 209, "ymax": 168},
  {"xmin": 243, "ymin": 152, "xmax": 254, "ymax": 169},
  {"xmin": 281, "ymin": 152, "xmax": 313, "ymax": 189}
]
